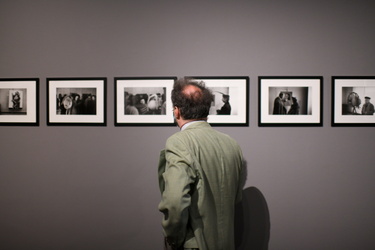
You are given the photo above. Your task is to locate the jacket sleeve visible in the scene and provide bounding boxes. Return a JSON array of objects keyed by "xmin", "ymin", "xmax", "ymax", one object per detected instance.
[
  {"xmin": 236, "ymin": 158, "xmax": 246, "ymax": 204},
  {"xmin": 158, "ymin": 136, "xmax": 196, "ymax": 249},
  {"xmin": 158, "ymin": 149, "xmax": 166, "ymax": 193}
]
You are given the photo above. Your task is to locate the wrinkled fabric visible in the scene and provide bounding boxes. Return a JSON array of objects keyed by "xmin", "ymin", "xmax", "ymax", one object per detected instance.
[{"xmin": 158, "ymin": 122, "xmax": 244, "ymax": 250}]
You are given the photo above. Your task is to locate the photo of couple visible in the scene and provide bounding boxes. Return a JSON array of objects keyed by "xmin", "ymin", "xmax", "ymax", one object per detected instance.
[
  {"xmin": 268, "ymin": 86, "xmax": 312, "ymax": 116},
  {"xmin": 272, "ymin": 91, "xmax": 300, "ymax": 115}
]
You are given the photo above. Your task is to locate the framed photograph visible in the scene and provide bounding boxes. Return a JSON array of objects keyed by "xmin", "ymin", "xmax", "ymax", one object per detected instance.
[
  {"xmin": 187, "ymin": 76, "xmax": 249, "ymax": 126},
  {"xmin": 115, "ymin": 77, "xmax": 176, "ymax": 126},
  {"xmin": 47, "ymin": 78, "xmax": 106, "ymax": 126},
  {"xmin": 0, "ymin": 78, "xmax": 39, "ymax": 126},
  {"xmin": 332, "ymin": 76, "xmax": 375, "ymax": 126},
  {"xmin": 259, "ymin": 76, "xmax": 323, "ymax": 126}
]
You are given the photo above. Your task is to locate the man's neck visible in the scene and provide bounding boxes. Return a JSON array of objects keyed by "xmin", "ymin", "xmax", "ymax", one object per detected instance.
[{"xmin": 179, "ymin": 119, "xmax": 207, "ymax": 130}]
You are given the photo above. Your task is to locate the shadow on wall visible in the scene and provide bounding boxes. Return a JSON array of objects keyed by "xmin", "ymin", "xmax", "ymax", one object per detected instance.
[{"xmin": 235, "ymin": 186, "xmax": 271, "ymax": 250}]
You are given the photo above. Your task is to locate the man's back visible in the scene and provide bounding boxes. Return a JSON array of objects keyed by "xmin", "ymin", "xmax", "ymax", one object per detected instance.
[{"xmin": 159, "ymin": 121, "xmax": 243, "ymax": 250}]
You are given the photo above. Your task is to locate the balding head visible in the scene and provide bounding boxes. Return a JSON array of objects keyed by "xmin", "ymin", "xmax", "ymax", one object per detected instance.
[
  {"xmin": 171, "ymin": 78, "xmax": 214, "ymax": 120},
  {"xmin": 182, "ymin": 84, "xmax": 203, "ymax": 101}
]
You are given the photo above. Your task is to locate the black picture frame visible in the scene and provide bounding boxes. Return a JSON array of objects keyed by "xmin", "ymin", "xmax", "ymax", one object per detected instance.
[
  {"xmin": 186, "ymin": 76, "xmax": 249, "ymax": 126},
  {"xmin": 332, "ymin": 76, "xmax": 375, "ymax": 126},
  {"xmin": 258, "ymin": 76, "xmax": 323, "ymax": 127},
  {"xmin": 47, "ymin": 78, "xmax": 107, "ymax": 126},
  {"xmin": 114, "ymin": 77, "xmax": 177, "ymax": 126},
  {"xmin": 0, "ymin": 78, "xmax": 39, "ymax": 126}
]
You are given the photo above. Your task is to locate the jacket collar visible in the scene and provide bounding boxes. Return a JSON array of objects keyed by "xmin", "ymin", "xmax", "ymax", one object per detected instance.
[{"xmin": 181, "ymin": 120, "xmax": 210, "ymax": 131}]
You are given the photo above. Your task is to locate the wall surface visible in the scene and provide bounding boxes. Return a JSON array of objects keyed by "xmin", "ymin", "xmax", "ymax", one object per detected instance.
[{"xmin": 1, "ymin": 1, "xmax": 375, "ymax": 249}]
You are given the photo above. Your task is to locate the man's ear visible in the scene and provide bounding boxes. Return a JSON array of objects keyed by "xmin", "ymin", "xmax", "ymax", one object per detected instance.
[{"xmin": 173, "ymin": 106, "xmax": 181, "ymax": 119}]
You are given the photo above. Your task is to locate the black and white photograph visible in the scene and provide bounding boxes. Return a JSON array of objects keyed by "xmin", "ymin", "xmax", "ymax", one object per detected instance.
[
  {"xmin": 269, "ymin": 87, "xmax": 310, "ymax": 115},
  {"xmin": 56, "ymin": 88, "xmax": 97, "ymax": 115},
  {"xmin": 47, "ymin": 78, "xmax": 106, "ymax": 126},
  {"xmin": 211, "ymin": 87, "xmax": 233, "ymax": 115},
  {"xmin": 259, "ymin": 76, "xmax": 322, "ymax": 126},
  {"xmin": 0, "ymin": 78, "xmax": 39, "ymax": 126},
  {"xmin": 115, "ymin": 77, "xmax": 176, "ymax": 126},
  {"xmin": 187, "ymin": 77, "xmax": 249, "ymax": 126},
  {"xmin": 124, "ymin": 87, "xmax": 166, "ymax": 115},
  {"xmin": 332, "ymin": 76, "xmax": 375, "ymax": 126}
]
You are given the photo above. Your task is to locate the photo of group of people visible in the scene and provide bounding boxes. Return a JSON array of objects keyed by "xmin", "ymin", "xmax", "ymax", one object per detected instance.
[
  {"xmin": 0, "ymin": 89, "xmax": 27, "ymax": 115},
  {"xmin": 56, "ymin": 88, "xmax": 97, "ymax": 115},
  {"xmin": 342, "ymin": 87, "xmax": 374, "ymax": 115},
  {"xmin": 124, "ymin": 87, "xmax": 166, "ymax": 115},
  {"xmin": 269, "ymin": 87, "xmax": 311, "ymax": 115}
]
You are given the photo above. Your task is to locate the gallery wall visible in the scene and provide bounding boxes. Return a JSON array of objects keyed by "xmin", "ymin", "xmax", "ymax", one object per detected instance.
[{"xmin": 1, "ymin": 1, "xmax": 375, "ymax": 249}]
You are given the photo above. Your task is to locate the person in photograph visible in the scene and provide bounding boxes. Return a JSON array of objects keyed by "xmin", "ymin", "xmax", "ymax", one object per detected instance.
[
  {"xmin": 347, "ymin": 92, "xmax": 361, "ymax": 114},
  {"xmin": 12, "ymin": 91, "xmax": 21, "ymax": 109},
  {"xmin": 124, "ymin": 92, "xmax": 139, "ymax": 115},
  {"xmin": 57, "ymin": 94, "xmax": 63, "ymax": 114},
  {"xmin": 158, "ymin": 78, "xmax": 244, "ymax": 250},
  {"xmin": 273, "ymin": 92, "xmax": 286, "ymax": 114},
  {"xmin": 288, "ymin": 97, "xmax": 300, "ymax": 115},
  {"xmin": 62, "ymin": 95, "xmax": 73, "ymax": 115},
  {"xmin": 216, "ymin": 94, "xmax": 231, "ymax": 115},
  {"xmin": 135, "ymin": 98, "xmax": 149, "ymax": 114},
  {"xmin": 72, "ymin": 95, "xmax": 83, "ymax": 114},
  {"xmin": 283, "ymin": 93, "xmax": 292, "ymax": 113},
  {"xmin": 160, "ymin": 93, "xmax": 166, "ymax": 115},
  {"xmin": 59, "ymin": 94, "xmax": 67, "ymax": 114},
  {"xmin": 361, "ymin": 96, "xmax": 374, "ymax": 115},
  {"xmin": 84, "ymin": 94, "xmax": 96, "ymax": 114},
  {"xmin": 147, "ymin": 93, "xmax": 161, "ymax": 114}
]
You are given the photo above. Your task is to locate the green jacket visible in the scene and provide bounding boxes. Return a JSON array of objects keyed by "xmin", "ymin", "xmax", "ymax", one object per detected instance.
[{"xmin": 158, "ymin": 122, "xmax": 244, "ymax": 250}]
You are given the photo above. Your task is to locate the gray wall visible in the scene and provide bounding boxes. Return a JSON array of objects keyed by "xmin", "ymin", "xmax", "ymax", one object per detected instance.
[{"xmin": 1, "ymin": 1, "xmax": 375, "ymax": 249}]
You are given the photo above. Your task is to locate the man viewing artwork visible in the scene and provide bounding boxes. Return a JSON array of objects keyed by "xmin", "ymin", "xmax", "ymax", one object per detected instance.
[{"xmin": 158, "ymin": 78, "xmax": 245, "ymax": 250}]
